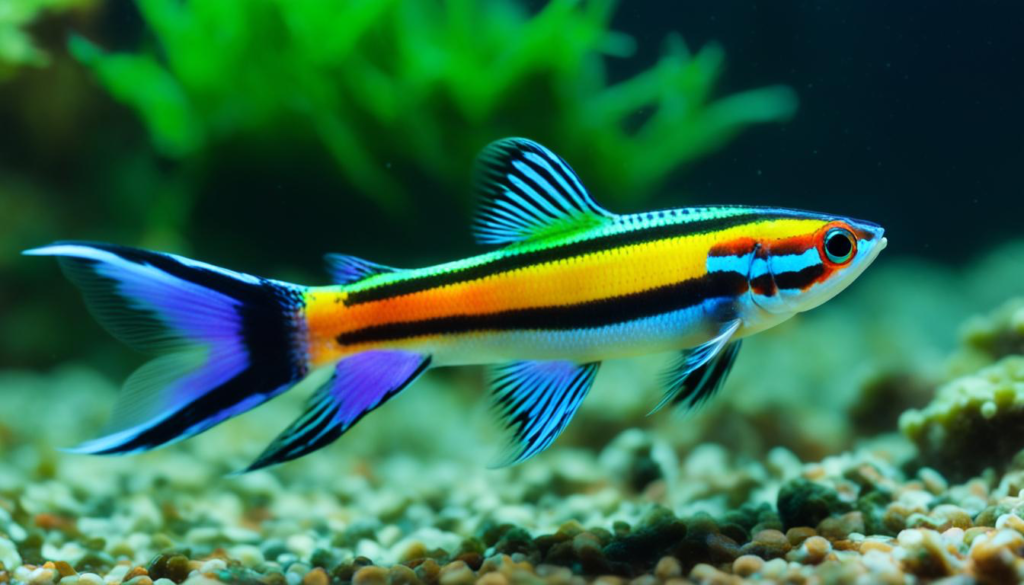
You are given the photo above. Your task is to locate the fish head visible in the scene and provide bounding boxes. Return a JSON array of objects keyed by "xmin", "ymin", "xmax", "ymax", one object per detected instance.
[{"xmin": 747, "ymin": 215, "xmax": 887, "ymax": 315}]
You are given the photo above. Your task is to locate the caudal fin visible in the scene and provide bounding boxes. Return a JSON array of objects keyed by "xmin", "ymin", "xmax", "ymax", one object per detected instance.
[{"xmin": 24, "ymin": 242, "xmax": 309, "ymax": 454}]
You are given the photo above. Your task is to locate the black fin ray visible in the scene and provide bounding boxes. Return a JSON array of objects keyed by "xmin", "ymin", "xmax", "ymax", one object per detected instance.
[
  {"xmin": 649, "ymin": 320, "xmax": 741, "ymax": 414},
  {"xmin": 472, "ymin": 138, "xmax": 614, "ymax": 245},
  {"xmin": 663, "ymin": 341, "xmax": 743, "ymax": 414}
]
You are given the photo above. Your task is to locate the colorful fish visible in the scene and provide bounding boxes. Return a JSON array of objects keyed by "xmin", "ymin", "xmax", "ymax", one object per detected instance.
[{"xmin": 26, "ymin": 138, "xmax": 887, "ymax": 471}]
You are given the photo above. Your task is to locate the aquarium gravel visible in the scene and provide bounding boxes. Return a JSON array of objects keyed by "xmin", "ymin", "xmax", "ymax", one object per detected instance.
[{"xmin": 9, "ymin": 424, "xmax": 1024, "ymax": 584}]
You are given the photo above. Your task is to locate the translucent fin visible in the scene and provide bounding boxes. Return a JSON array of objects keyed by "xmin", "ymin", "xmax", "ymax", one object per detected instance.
[
  {"xmin": 25, "ymin": 242, "xmax": 307, "ymax": 454},
  {"xmin": 324, "ymin": 253, "xmax": 402, "ymax": 286},
  {"xmin": 242, "ymin": 350, "xmax": 431, "ymax": 472},
  {"xmin": 489, "ymin": 360, "xmax": 600, "ymax": 467},
  {"xmin": 649, "ymin": 320, "xmax": 742, "ymax": 415},
  {"xmin": 472, "ymin": 138, "xmax": 614, "ymax": 245}
]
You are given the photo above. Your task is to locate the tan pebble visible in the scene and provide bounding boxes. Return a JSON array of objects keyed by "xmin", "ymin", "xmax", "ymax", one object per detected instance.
[
  {"xmin": 303, "ymin": 568, "xmax": 329, "ymax": 585},
  {"xmin": 416, "ymin": 558, "xmax": 442, "ymax": 583},
  {"xmin": 653, "ymin": 556, "xmax": 681, "ymax": 580},
  {"xmin": 688, "ymin": 563, "xmax": 734, "ymax": 583},
  {"xmin": 126, "ymin": 577, "xmax": 154, "ymax": 585},
  {"xmin": 964, "ymin": 526, "xmax": 994, "ymax": 546},
  {"xmin": 817, "ymin": 511, "xmax": 865, "ymax": 539},
  {"xmin": 52, "ymin": 561, "xmax": 76, "ymax": 577},
  {"xmin": 628, "ymin": 575, "xmax": 658, "ymax": 585},
  {"xmin": 402, "ymin": 542, "xmax": 430, "ymax": 562},
  {"xmin": 785, "ymin": 527, "xmax": 816, "ymax": 546},
  {"xmin": 996, "ymin": 513, "xmax": 1024, "ymax": 534},
  {"xmin": 860, "ymin": 540, "xmax": 894, "ymax": 554},
  {"xmin": 753, "ymin": 529, "xmax": 789, "ymax": 547},
  {"xmin": 591, "ymin": 577, "xmax": 625, "ymax": 585},
  {"xmin": 802, "ymin": 536, "xmax": 831, "ymax": 564},
  {"xmin": 831, "ymin": 539, "xmax": 858, "ymax": 552},
  {"xmin": 897, "ymin": 529, "xmax": 956, "ymax": 578},
  {"xmin": 758, "ymin": 558, "xmax": 788, "ymax": 579},
  {"xmin": 555, "ymin": 520, "xmax": 585, "ymax": 538},
  {"xmin": 732, "ymin": 555, "xmax": 764, "ymax": 577},
  {"xmin": 475, "ymin": 572, "xmax": 508, "ymax": 585},
  {"xmin": 883, "ymin": 503, "xmax": 911, "ymax": 533},
  {"xmin": 906, "ymin": 512, "xmax": 947, "ymax": 531},
  {"xmin": 389, "ymin": 565, "xmax": 421, "ymax": 585},
  {"xmin": 534, "ymin": 564, "xmax": 571, "ymax": 583},
  {"xmin": 932, "ymin": 505, "xmax": 972, "ymax": 530},
  {"xmin": 662, "ymin": 580, "xmax": 693, "ymax": 585},
  {"xmin": 918, "ymin": 467, "xmax": 948, "ymax": 494},
  {"xmin": 439, "ymin": 561, "xmax": 475, "ymax": 585},
  {"xmin": 355, "ymin": 566, "xmax": 390, "ymax": 585},
  {"xmin": 125, "ymin": 566, "xmax": 150, "ymax": 580},
  {"xmin": 970, "ymin": 528, "xmax": 1024, "ymax": 581},
  {"xmin": 27, "ymin": 568, "xmax": 56, "ymax": 584},
  {"xmin": 803, "ymin": 465, "xmax": 826, "ymax": 480}
]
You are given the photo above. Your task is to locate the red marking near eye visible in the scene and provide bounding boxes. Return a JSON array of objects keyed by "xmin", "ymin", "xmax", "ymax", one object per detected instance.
[
  {"xmin": 709, "ymin": 237, "xmax": 758, "ymax": 257},
  {"xmin": 767, "ymin": 234, "xmax": 817, "ymax": 256}
]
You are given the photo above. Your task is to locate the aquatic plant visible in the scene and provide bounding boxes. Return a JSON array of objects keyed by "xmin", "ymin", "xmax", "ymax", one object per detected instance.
[
  {"xmin": 0, "ymin": 0, "xmax": 92, "ymax": 79},
  {"xmin": 69, "ymin": 0, "xmax": 797, "ymax": 211}
]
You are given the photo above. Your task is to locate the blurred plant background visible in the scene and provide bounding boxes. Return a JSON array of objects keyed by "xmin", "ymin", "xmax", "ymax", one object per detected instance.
[{"xmin": 2, "ymin": 0, "xmax": 800, "ymax": 371}]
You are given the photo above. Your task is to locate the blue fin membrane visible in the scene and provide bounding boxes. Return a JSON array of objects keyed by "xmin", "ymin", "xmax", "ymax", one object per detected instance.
[
  {"xmin": 489, "ymin": 360, "xmax": 600, "ymax": 467},
  {"xmin": 23, "ymin": 242, "xmax": 308, "ymax": 454},
  {"xmin": 650, "ymin": 320, "xmax": 742, "ymax": 415},
  {"xmin": 325, "ymin": 254, "xmax": 402, "ymax": 286},
  {"xmin": 242, "ymin": 350, "xmax": 431, "ymax": 472},
  {"xmin": 472, "ymin": 138, "xmax": 614, "ymax": 245},
  {"xmin": 661, "ymin": 341, "xmax": 743, "ymax": 414}
]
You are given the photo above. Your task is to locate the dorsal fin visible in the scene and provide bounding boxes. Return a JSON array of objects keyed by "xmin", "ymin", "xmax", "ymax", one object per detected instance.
[
  {"xmin": 325, "ymin": 254, "xmax": 401, "ymax": 285},
  {"xmin": 472, "ymin": 138, "xmax": 614, "ymax": 245}
]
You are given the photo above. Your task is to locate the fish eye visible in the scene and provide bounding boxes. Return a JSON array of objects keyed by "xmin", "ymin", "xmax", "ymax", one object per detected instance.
[{"xmin": 823, "ymin": 228, "xmax": 855, "ymax": 264}]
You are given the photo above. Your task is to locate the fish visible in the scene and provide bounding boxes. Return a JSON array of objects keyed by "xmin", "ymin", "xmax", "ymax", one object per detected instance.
[{"xmin": 25, "ymin": 138, "xmax": 887, "ymax": 471}]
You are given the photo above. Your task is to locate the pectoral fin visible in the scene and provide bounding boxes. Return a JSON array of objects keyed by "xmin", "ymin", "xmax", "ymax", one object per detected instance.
[{"xmin": 650, "ymin": 320, "xmax": 742, "ymax": 415}]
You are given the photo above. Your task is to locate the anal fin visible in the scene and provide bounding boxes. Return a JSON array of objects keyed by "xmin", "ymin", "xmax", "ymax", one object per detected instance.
[
  {"xmin": 489, "ymin": 360, "xmax": 600, "ymax": 467},
  {"xmin": 242, "ymin": 350, "xmax": 431, "ymax": 472}
]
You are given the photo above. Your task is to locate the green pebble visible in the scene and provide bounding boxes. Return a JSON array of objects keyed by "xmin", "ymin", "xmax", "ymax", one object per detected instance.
[{"xmin": 777, "ymin": 478, "xmax": 853, "ymax": 530}]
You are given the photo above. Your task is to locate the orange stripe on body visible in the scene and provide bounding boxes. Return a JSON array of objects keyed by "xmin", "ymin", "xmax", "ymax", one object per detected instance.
[{"xmin": 304, "ymin": 218, "xmax": 829, "ymax": 366}]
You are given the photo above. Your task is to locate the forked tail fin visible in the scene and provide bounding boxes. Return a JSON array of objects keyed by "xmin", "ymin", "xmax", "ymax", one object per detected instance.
[{"xmin": 24, "ymin": 242, "xmax": 309, "ymax": 454}]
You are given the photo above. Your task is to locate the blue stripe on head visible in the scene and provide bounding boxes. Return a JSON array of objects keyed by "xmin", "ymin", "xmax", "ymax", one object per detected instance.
[{"xmin": 769, "ymin": 248, "xmax": 822, "ymax": 275}]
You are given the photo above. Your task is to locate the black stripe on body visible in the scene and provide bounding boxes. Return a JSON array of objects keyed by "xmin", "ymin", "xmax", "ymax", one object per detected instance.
[
  {"xmin": 774, "ymin": 265, "xmax": 826, "ymax": 290},
  {"xmin": 344, "ymin": 210, "xmax": 805, "ymax": 306},
  {"xmin": 337, "ymin": 271, "xmax": 748, "ymax": 346}
]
